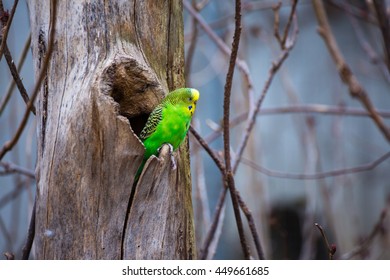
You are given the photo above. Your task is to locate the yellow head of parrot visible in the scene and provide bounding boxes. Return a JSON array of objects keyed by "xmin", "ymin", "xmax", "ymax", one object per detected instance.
[
  {"xmin": 190, "ymin": 88, "xmax": 200, "ymax": 103},
  {"xmin": 188, "ymin": 88, "xmax": 200, "ymax": 116}
]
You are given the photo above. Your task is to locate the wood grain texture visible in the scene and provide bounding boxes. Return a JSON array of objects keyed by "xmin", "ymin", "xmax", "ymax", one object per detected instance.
[
  {"xmin": 125, "ymin": 144, "xmax": 195, "ymax": 259},
  {"xmin": 28, "ymin": 0, "xmax": 195, "ymax": 259}
]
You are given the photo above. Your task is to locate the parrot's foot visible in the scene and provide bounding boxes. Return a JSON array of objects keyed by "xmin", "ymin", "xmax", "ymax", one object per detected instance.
[
  {"xmin": 158, "ymin": 144, "xmax": 177, "ymax": 170},
  {"xmin": 168, "ymin": 144, "xmax": 177, "ymax": 170}
]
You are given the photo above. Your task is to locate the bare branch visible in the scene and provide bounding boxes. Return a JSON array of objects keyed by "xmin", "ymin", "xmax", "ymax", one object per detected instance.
[
  {"xmin": 273, "ymin": 2, "xmax": 283, "ymax": 46},
  {"xmin": 200, "ymin": 183, "xmax": 228, "ymax": 259},
  {"xmin": 221, "ymin": 0, "xmax": 251, "ymax": 260},
  {"xmin": 193, "ymin": 123, "xmax": 211, "ymax": 237},
  {"xmin": 0, "ymin": 161, "xmax": 35, "ymax": 179},
  {"xmin": 341, "ymin": 206, "xmax": 388, "ymax": 259},
  {"xmin": 274, "ymin": 0, "xmax": 298, "ymax": 50},
  {"xmin": 240, "ymin": 150, "xmax": 390, "ymax": 180},
  {"xmin": 0, "ymin": 0, "xmax": 57, "ymax": 160},
  {"xmin": 372, "ymin": 0, "xmax": 390, "ymax": 72},
  {"xmin": 185, "ymin": 0, "xmax": 200, "ymax": 83},
  {"xmin": 189, "ymin": 125, "xmax": 225, "ymax": 172},
  {"xmin": 0, "ymin": 34, "xmax": 31, "ymax": 116},
  {"xmin": 0, "ymin": 0, "xmax": 19, "ymax": 60},
  {"xmin": 327, "ymin": 0, "xmax": 376, "ymax": 24},
  {"xmin": 0, "ymin": 1, "xmax": 35, "ymax": 114},
  {"xmin": 232, "ymin": 4, "xmax": 298, "ymax": 173},
  {"xmin": 2, "ymin": 43, "xmax": 35, "ymax": 115},
  {"xmin": 315, "ymin": 223, "xmax": 336, "ymax": 260},
  {"xmin": 253, "ymin": 104, "xmax": 390, "ymax": 118},
  {"xmin": 299, "ymin": 117, "xmax": 320, "ymax": 260},
  {"xmin": 313, "ymin": 0, "xmax": 390, "ymax": 142},
  {"xmin": 184, "ymin": 0, "xmax": 255, "ymax": 105},
  {"xmin": 3, "ymin": 252, "xmax": 15, "ymax": 260},
  {"xmin": 348, "ymin": 14, "xmax": 390, "ymax": 84},
  {"xmin": 192, "ymin": 104, "xmax": 390, "ymax": 156},
  {"xmin": 190, "ymin": 0, "xmax": 266, "ymax": 260},
  {"xmin": 236, "ymin": 192, "xmax": 265, "ymax": 259},
  {"xmin": 201, "ymin": 0, "xmax": 295, "ymax": 32},
  {"xmin": 0, "ymin": 185, "xmax": 24, "ymax": 209},
  {"xmin": 21, "ymin": 199, "xmax": 36, "ymax": 259},
  {"xmin": 199, "ymin": 1, "xmax": 298, "ymax": 260},
  {"xmin": 192, "ymin": 122, "xmax": 266, "ymax": 259}
]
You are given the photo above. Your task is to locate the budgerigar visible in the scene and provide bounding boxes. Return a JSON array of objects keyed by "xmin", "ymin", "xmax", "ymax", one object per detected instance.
[{"xmin": 134, "ymin": 87, "xmax": 200, "ymax": 183}]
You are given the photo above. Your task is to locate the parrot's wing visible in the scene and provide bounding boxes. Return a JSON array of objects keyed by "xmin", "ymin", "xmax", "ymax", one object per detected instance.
[{"xmin": 139, "ymin": 105, "xmax": 163, "ymax": 141}]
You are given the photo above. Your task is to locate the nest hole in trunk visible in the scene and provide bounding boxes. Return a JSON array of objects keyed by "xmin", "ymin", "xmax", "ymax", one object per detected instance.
[{"xmin": 102, "ymin": 56, "xmax": 165, "ymax": 138}]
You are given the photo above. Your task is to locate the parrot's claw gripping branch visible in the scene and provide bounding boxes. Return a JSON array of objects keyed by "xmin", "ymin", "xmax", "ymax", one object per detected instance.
[
  {"xmin": 158, "ymin": 143, "xmax": 176, "ymax": 170},
  {"xmin": 168, "ymin": 144, "xmax": 177, "ymax": 170}
]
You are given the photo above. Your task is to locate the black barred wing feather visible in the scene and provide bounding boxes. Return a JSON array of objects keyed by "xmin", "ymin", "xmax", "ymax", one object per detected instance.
[{"xmin": 139, "ymin": 105, "xmax": 163, "ymax": 141}]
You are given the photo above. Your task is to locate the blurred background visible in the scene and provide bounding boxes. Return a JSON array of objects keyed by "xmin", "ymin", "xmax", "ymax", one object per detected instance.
[{"xmin": 1, "ymin": 0, "xmax": 390, "ymax": 259}]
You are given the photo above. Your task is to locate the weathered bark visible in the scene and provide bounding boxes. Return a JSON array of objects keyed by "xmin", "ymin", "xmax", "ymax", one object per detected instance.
[{"xmin": 28, "ymin": 0, "xmax": 195, "ymax": 259}]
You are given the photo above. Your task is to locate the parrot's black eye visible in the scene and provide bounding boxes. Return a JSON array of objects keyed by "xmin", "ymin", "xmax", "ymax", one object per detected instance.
[{"xmin": 188, "ymin": 97, "xmax": 192, "ymax": 102}]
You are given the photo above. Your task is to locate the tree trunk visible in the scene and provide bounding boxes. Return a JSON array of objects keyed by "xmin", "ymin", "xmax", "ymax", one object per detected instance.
[{"xmin": 28, "ymin": 0, "xmax": 195, "ymax": 259}]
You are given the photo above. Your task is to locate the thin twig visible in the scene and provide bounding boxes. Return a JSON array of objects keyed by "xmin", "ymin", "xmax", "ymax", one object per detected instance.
[
  {"xmin": 0, "ymin": 0, "xmax": 57, "ymax": 160},
  {"xmin": 221, "ymin": 0, "xmax": 251, "ymax": 260},
  {"xmin": 0, "ymin": 184, "xmax": 24, "ymax": 209},
  {"xmin": 299, "ymin": 117, "xmax": 319, "ymax": 259},
  {"xmin": 21, "ymin": 198, "xmax": 36, "ymax": 259},
  {"xmin": 200, "ymin": 181, "xmax": 228, "ymax": 259},
  {"xmin": 0, "ymin": 214, "xmax": 12, "ymax": 244},
  {"xmin": 191, "ymin": 125, "xmax": 256, "ymax": 261},
  {"xmin": 0, "ymin": 0, "xmax": 35, "ymax": 114},
  {"xmin": 274, "ymin": 0, "xmax": 298, "ymax": 50},
  {"xmin": 198, "ymin": 166, "xmax": 266, "ymax": 259},
  {"xmin": 341, "ymin": 207, "xmax": 388, "ymax": 259},
  {"xmin": 232, "ymin": 39, "xmax": 297, "ymax": 174},
  {"xmin": 204, "ymin": 202, "xmax": 226, "ymax": 260},
  {"xmin": 0, "ymin": 34, "xmax": 32, "ymax": 117},
  {"xmin": 200, "ymin": 1, "xmax": 298, "ymax": 260},
  {"xmin": 191, "ymin": 0, "xmax": 262, "ymax": 259},
  {"xmin": 347, "ymin": 14, "xmax": 390, "ymax": 85},
  {"xmin": 250, "ymin": 104, "xmax": 390, "ymax": 118},
  {"xmin": 232, "ymin": 5, "xmax": 298, "ymax": 174},
  {"xmin": 240, "ymin": 150, "xmax": 390, "ymax": 180},
  {"xmin": 192, "ymin": 120, "xmax": 211, "ymax": 251},
  {"xmin": 372, "ymin": 0, "xmax": 390, "ymax": 72},
  {"xmin": 192, "ymin": 104, "xmax": 390, "ymax": 154},
  {"xmin": 0, "ymin": 161, "xmax": 35, "ymax": 179},
  {"xmin": 273, "ymin": 2, "xmax": 282, "ymax": 44},
  {"xmin": 184, "ymin": 0, "xmax": 255, "ymax": 104},
  {"xmin": 327, "ymin": 0, "xmax": 376, "ymax": 24},
  {"xmin": 0, "ymin": 0, "xmax": 18, "ymax": 61},
  {"xmin": 185, "ymin": 0, "xmax": 200, "ymax": 83},
  {"xmin": 3, "ymin": 252, "xmax": 15, "ymax": 260},
  {"xmin": 3, "ymin": 44, "xmax": 37, "ymax": 115},
  {"xmin": 315, "ymin": 223, "xmax": 336, "ymax": 260},
  {"xmin": 313, "ymin": 0, "xmax": 390, "ymax": 142},
  {"xmin": 236, "ymin": 193, "xmax": 265, "ymax": 260},
  {"xmin": 281, "ymin": 0, "xmax": 298, "ymax": 47},
  {"xmin": 189, "ymin": 125, "xmax": 225, "ymax": 172},
  {"xmin": 195, "ymin": 0, "xmax": 296, "ymax": 33}
]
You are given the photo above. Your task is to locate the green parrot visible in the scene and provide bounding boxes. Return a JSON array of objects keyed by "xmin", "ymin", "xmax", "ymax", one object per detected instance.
[{"xmin": 134, "ymin": 87, "xmax": 200, "ymax": 183}]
